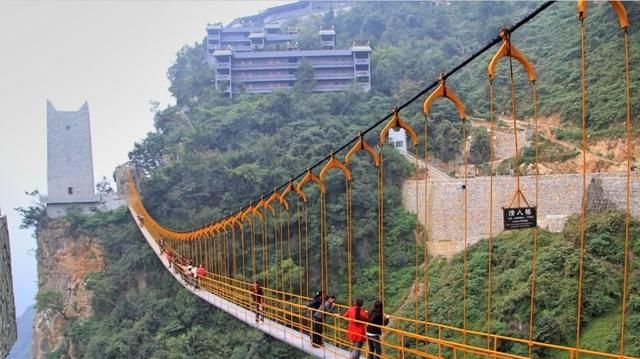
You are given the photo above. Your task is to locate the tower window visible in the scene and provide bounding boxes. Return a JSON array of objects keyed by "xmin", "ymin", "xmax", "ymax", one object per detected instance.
[{"xmin": 68, "ymin": 187, "xmax": 73, "ymax": 195}]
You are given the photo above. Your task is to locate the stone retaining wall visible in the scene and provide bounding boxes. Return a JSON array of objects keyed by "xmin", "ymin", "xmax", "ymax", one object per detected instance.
[{"xmin": 402, "ymin": 172, "xmax": 640, "ymax": 257}]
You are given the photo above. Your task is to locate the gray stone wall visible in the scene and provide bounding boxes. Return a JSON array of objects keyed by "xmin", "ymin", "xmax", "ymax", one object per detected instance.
[
  {"xmin": 0, "ymin": 211, "xmax": 17, "ymax": 358},
  {"xmin": 46, "ymin": 101, "xmax": 98, "ymax": 204},
  {"xmin": 403, "ymin": 172, "xmax": 640, "ymax": 257}
]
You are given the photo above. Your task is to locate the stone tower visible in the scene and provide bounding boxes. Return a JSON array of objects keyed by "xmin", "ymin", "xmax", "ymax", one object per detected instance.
[{"xmin": 45, "ymin": 100, "xmax": 99, "ymax": 217}]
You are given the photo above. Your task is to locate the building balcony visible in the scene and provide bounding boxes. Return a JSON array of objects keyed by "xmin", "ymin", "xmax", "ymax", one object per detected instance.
[
  {"xmin": 235, "ymin": 74, "xmax": 296, "ymax": 82},
  {"xmin": 227, "ymin": 45, "xmax": 252, "ymax": 52},
  {"xmin": 232, "ymin": 63, "xmax": 298, "ymax": 70},
  {"xmin": 244, "ymin": 86, "xmax": 292, "ymax": 94},
  {"xmin": 216, "ymin": 74, "xmax": 231, "ymax": 80},
  {"xmin": 215, "ymin": 62, "xmax": 230, "ymax": 68},
  {"xmin": 314, "ymin": 73, "xmax": 354, "ymax": 80},
  {"xmin": 309, "ymin": 61, "xmax": 355, "ymax": 69},
  {"xmin": 314, "ymin": 84, "xmax": 352, "ymax": 92},
  {"xmin": 221, "ymin": 35, "xmax": 251, "ymax": 41},
  {"xmin": 355, "ymin": 70, "xmax": 370, "ymax": 77},
  {"xmin": 354, "ymin": 58, "xmax": 370, "ymax": 64}
]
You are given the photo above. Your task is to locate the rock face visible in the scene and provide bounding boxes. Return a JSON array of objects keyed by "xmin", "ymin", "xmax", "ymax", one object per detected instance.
[
  {"xmin": 1, "ymin": 211, "xmax": 17, "ymax": 358},
  {"xmin": 32, "ymin": 218, "xmax": 104, "ymax": 359}
]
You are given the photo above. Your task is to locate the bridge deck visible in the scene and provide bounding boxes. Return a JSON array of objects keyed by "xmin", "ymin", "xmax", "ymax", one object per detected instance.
[{"xmin": 129, "ymin": 206, "xmax": 351, "ymax": 359}]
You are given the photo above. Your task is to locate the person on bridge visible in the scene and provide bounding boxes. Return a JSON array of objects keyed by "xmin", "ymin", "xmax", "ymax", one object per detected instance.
[
  {"xmin": 343, "ymin": 298, "xmax": 368, "ymax": 359},
  {"xmin": 307, "ymin": 291, "xmax": 323, "ymax": 346},
  {"xmin": 311, "ymin": 294, "xmax": 336, "ymax": 348},
  {"xmin": 250, "ymin": 280, "xmax": 264, "ymax": 323},
  {"xmin": 185, "ymin": 262, "xmax": 195, "ymax": 287},
  {"xmin": 196, "ymin": 264, "xmax": 206, "ymax": 289},
  {"xmin": 165, "ymin": 249, "xmax": 173, "ymax": 269},
  {"xmin": 366, "ymin": 300, "xmax": 389, "ymax": 359}
]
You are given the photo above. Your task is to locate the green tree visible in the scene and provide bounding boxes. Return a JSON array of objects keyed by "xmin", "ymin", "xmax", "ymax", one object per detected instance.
[
  {"xmin": 293, "ymin": 61, "xmax": 315, "ymax": 94},
  {"xmin": 36, "ymin": 290, "xmax": 67, "ymax": 320},
  {"xmin": 14, "ymin": 189, "xmax": 45, "ymax": 229},
  {"xmin": 469, "ymin": 128, "xmax": 490, "ymax": 164}
]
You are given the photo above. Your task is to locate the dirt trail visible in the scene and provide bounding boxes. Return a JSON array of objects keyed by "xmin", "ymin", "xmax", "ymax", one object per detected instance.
[{"xmin": 468, "ymin": 115, "xmax": 625, "ymax": 171}]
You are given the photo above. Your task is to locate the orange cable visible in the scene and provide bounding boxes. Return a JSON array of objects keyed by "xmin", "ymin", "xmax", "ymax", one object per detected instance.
[
  {"xmin": 619, "ymin": 27, "xmax": 632, "ymax": 358},
  {"xmin": 576, "ymin": 18, "xmax": 587, "ymax": 355}
]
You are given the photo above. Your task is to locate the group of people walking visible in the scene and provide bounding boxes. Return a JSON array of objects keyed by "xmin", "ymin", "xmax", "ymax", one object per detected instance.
[
  {"xmin": 249, "ymin": 284, "xmax": 389, "ymax": 358},
  {"xmin": 308, "ymin": 293, "xmax": 390, "ymax": 359},
  {"xmin": 161, "ymin": 245, "xmax": 207, "ymax": 289}
]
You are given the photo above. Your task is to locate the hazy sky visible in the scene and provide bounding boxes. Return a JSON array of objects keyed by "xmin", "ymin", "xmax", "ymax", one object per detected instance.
[{"xmin": 0, "ymin": 0, "xmax": 289, "ymax": 318}]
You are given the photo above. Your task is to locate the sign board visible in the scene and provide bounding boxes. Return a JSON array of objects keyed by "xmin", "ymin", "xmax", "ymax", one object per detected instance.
[{"xmin": 503, "ymin": 207, "xmax": 537, "ymax": 230}]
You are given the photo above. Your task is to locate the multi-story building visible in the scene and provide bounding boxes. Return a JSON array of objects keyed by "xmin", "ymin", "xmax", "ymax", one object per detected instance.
[{"xmin": 206, "ymin": 22, "xmax": 371, "ymax": 97}]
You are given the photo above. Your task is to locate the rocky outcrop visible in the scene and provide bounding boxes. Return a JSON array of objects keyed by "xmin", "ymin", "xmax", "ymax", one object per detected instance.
[
  {"xmin": 1, "ymin": 211, "xmax": 17, "ymax": 358},
  {"xmin": 32, "ymin": 218, "xmax": 104, "ymax": 359}
]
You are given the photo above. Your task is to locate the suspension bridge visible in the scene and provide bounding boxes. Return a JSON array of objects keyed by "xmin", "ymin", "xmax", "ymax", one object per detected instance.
[{"xmin": 127, "ymin": 1, "xmax": 638, "ymax": 358}]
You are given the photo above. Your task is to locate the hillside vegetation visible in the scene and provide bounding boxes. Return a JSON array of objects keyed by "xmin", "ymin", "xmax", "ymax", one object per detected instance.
[{"xmin": 35, "ymin": 2, "xmax": 640, "ymax": 358}]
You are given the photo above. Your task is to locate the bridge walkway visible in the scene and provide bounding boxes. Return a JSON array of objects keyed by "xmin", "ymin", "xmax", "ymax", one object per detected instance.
[{"xmin": 129, "ymin": 205, "xmax": 350, "ymax": 359}]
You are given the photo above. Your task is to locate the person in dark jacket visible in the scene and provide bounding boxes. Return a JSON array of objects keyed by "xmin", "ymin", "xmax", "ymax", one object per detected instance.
[
  {"xmin": 307, "ymin": 292, "xmax": 323, "ymax": 347},
  {"xmin": 365, "ymin": 300, "xmax": 389, "ymax": 359}
]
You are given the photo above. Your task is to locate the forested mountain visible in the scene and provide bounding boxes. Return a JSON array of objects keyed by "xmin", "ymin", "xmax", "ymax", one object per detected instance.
[{"xmin": 31, "ymin": 2, "xmax": 639, "ymax": 358}]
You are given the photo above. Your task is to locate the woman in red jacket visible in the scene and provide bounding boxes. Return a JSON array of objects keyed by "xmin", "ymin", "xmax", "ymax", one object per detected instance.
[{"xmin": 343, "ymin": 298, "xmax": 368, "ymax": 359}]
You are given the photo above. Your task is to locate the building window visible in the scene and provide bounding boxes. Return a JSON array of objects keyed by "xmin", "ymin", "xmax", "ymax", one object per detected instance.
[
  {"xmin": 65, "ymin": 125, "xmax": 71, "ymax": 130},
  {"xmin": 68, "ymin": 187, "xmax": 73, "ymax": 195}
]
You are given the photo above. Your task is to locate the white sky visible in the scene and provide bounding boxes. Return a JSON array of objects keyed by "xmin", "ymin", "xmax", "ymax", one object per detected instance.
[{"xmin": 0, "ymin": 0, "xmax": 290, "ymax": 318}]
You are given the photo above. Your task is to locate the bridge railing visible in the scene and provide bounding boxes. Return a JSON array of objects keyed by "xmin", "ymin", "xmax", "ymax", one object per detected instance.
[{"xmin": 156, "ymin": 237, "xmax": 637, "ymax": 359}]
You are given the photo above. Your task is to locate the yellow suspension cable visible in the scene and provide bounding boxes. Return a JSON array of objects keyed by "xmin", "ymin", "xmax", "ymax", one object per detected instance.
[
  {"xmin": 528, "ymin": 82, "xmax": 540, "ymax": 358},
  {"xmin": 296, "ymin": 197, "xmax": 303, "ymax": 298},
  {"xmin": 487, "ymin": 79, "xmax": 495, "ymax": 348},
  {"xmin": 251, "ymin": 218, "xmax": 257, "ymax": 282},
  {"xmin": 232, "ymin": 227, "xmax": 237, "ymax": 278},
  {"xmin": 415, "ymin": 144, "xmax": 420, "ymax": 327},
  {"xmin": 462, "ymin": 123, "xmax": 469, "ymax": 349},
  {"xmin": 240, "ymin": 224, "xmax": 246, "ymax": 281},
  {"xmin": 619, "ymin": 25, "xmax": 632, "ymax": 358},
  {"xmin": 423, "ymin": 115, "xmax": 430, "ymax": 338},
  {"xmin": 379, "ymin": 148, "xmax": 386, "ymax": 306},
  {"xmin": 346, "ymin": 178, "xmax": 353, "ymax": 306},
  {"xmin": 305, "ymin": 202, "xmax": 310, "ymax": 298},
  {"xmin": 576, "ymin": 17, "xmax": 588, "ymax": 356}
]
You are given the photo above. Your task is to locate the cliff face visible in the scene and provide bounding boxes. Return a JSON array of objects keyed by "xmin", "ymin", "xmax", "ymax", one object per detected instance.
[
  {"xmin": 32, "ymin": 218, "xmax": 104, "ymax": 359},
  {"xmin": 1, "ymin": 212, "xmax": 17, "ymax": 358}
]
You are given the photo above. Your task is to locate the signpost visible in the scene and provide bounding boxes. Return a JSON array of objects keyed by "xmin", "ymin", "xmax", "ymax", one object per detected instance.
[{"xmin": 503, "ymin": 207, "xmax": 537, "ymax": 230}]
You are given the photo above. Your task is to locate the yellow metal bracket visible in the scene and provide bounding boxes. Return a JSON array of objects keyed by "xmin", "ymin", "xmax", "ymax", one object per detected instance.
[
  {"xmin": 423, "ymin": 74, "xmax": 466, "ymax": 121},
  {"xmin": 320, "ymin": 152, "xmax": 352, "ymax": 182},
  {"xmin": 345, "ymin": 132, "xmax": 380, "ymax": 167},
  {"xmin": 577, "ymin": 0, "xmax": 628, "ymax": 29},
  {"xmin": 279, "ymin": 181, "xmax": 299, "ymax": 210},
  {"xmin": 296, "ymin": 168, "xmax": 325, "ymax": 200},
  {"xmin": 264, "ymin": 190, "xmax": 280, "ymax": 215},
  {"xmin": 379, "ymin": 108, "xmax": 419, "ymax": 146},
  {"xmin": 488, "ymin": 30, "xmax": 537, "ymax": 82}
]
